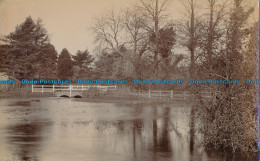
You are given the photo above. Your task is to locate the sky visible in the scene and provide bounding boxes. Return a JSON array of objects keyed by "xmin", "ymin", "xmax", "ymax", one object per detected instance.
[
  {"xmin": 0, "ymin": 0, "xmax": 258, "ymax": 55},
  {"xmin": 0, "ymin": 0, "xmax": 138, "ymax": 54}
]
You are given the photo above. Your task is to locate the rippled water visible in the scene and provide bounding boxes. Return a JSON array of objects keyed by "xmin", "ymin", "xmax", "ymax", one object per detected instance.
[{"xmin": 0, "ymin": 98, "xmax": 257, "ymax": 161}]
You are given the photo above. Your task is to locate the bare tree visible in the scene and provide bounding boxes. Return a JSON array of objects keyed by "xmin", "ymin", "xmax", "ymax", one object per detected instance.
[
  {"xmin": 124, "ymin": 7, "xmax": 148, "ymax": 57},
  {"xmin": 123, "ymin": 7, "xmax": 151, "ymax": 78},
  {"xmin": 178, "ymin": 0, "xmax": 202, "ymax": 77},
  {"xmin": 138, "ymin": 0, "xmax": 170, "ymax": 72},
  {"xmin": 92, "ymin": 0, "xmax": 185, "ymax": 83},
  {"xmin": 92, "ymin": 9, "xmax": 125, "ymax": 54}
]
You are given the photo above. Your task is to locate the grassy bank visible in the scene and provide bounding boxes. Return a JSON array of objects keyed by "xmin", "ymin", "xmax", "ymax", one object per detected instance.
[
  {"xmin": 0, "ymin": 91, "xmax": 55, "ymax": 98},
  {"xmin": 77, "ymin": 96, "xmax": 193, "ymax": 106},
  {"xmin": 79, "ymin": 88, "xmax": 193, "ymax": 105},
  {"xmin": 0, "ymin": 87, "xmax": 193, "ymax": 106},
  {"xmin": 0, "ymin": 85, "xmax": 54, "ymax": 98}
]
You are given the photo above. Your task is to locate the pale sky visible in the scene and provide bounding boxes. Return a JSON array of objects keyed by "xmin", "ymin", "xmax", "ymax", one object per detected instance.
[
  {"xmin": 0, "ymin": 0, "xmax": 258, "ymax": 55},
  {"xmin": 0, "ymin": 0, "xmax": 139, "ymax": 54}
]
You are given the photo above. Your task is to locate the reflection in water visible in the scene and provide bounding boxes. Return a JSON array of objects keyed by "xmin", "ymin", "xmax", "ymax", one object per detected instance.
[
  {"xmin": 151, "ymin": 106, "xmax": 172, "ymax": 157},
  {"xmin": 8, "ymin": 122, "xmax": 42, "ymax": 161},
  {"xmin": 153, "ymin": 107, "xmax": 158, "ymax": 154},
  {"xmin": 9, "ymin": 101, "xmax": 31, "ymax": 107},
  {"xmin": 0, "ymin": 98, "xmax": 257, "ymax": 161},
  {"xmin": 131, "ymin": 107, "xmax": 143, "ymax": 158},
  {"xmin": 189, "ymin": 106, "xmax": 195, "ymax": 154},
  {"xmin": 1, "ymin": 99, "xmax": 52, "ymax": 161},
  {"xmin": 159, "ymin": 107, "xmax": 171, "ymax": 153}
]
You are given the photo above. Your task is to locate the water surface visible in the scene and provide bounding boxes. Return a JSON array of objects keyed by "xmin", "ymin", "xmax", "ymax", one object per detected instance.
[{"xmin": 0, "ymin": 98, "xmax": 256, "ymax": 161}]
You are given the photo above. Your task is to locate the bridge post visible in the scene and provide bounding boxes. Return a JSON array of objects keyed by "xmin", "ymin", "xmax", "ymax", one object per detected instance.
[
  {"xmin": 53, "ymin": 84, "xmax": 55, "ymax": 93},
  {"xmin": 32, "ymin": 84, "xmax": 33, "ymax": 93},
  {"xmin": 69, "ymin": 85, "xmax": 72, "ymax": 98},
  {"xmin": 42, "ymin": 85, "xmax": 43, "ymax": 93},
  {"xmin": 148, "ymin": 89, "xmax": 150, "ymax": 98},
  {"xmin": 184, "ymin": 91, "xmax": 186, "ymax": 100},
  {"xmin": 171, "ymin": 90, "xmax": 173, "ymax": 100},
  {"xmin": 82, "ymin": 85, "xmax": 83, "ymax": 91}
]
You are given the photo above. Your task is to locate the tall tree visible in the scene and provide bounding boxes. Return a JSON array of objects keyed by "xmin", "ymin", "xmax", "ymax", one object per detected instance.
[
  {"xmin": 179, "ymin": 0, "xmax": 201, "ymax": 77},
  {"xmin": 35, "ymin": 44, "xmax": 58, "ymax": 79},
  {"xmin": 94, "ymin": 51, "xmax": 119, "ymax": 79},
  {"xmin": 92, "ymin": 10, "xmax": 125, "ymax": 53},
  {"xmin": 194, "ymin": 0, "xmax": 257, "ymax": 153},
  {"xmin": 124, "ymin": 7, "xmax": 150, "ymax": 79},
  {"xmin": 149, "ymin": 26, "xmax": 178, "ymax": 78},
  {"xmin": 57, "ymin": 49, "xmax": 74, "ymax": 80},
  {"xmin": 92, "ymin": 0, "xmax": 184, "ymax": 81},
  {"xmin": 0, "ymin": 44, "xmax": 10, "ymax": 73},
  {"xmin": 2, "ymin": 16, "xmax": 50, "ymax": 79},
  {"xmin": 72, "ymin": 50, "xmax": 94, "ymax": 79},
  {"xmin": 241, "ymin": 21, "xmax": 258, "ymax": 152},
  {"xmin": 139, "ymin": 0, "xmax": 170, "ymax": 72}
]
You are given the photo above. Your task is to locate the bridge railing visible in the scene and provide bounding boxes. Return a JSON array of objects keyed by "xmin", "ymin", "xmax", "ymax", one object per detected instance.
[
  {"xmin": 32, "ymin": 84, "xmax": 117, "ymax": 93},
  {"xmin": 32, "ymin": 84, "xmax": 214, "ymax": 100}
]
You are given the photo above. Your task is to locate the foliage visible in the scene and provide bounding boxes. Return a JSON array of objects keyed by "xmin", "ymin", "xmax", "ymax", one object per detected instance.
[
  {"xmin": 0, "ymin": 44, "xmax": 10, "ymax": 73},
  {"xmin": 94, "ymin": 51, "xmax": 119, "ymax": 79},
  {"xmin": 0, "ymin": 1, "xmax": 258, "ymax": 154},
  {"xmin": 149, "ymin": 26, "xmax": 176, "ymax": 59},
  {"xmin": 91, "ymin": 0, "xmax": 180, "ymax": 81},
  {"xmin": 72, "ymin": 50, "xmax": 94, "ymax": 79},
  {"xmin": 57, "ymin": 48, "xmax": 74, "ymax": 80},
  {"xmin": 190, "ymin": 0, "xmax": 258, "ymax": 153},
  {"xmin": 35, "ymin": 44, "xmax": 58, "ymax": 79},
  {"xmin": 1, "ymin": 16, "xmax": 55, "ymax": 79}
]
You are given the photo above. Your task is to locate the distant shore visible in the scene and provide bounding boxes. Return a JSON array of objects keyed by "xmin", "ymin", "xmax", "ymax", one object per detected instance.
[
  {"xmin": 0, "ymin": 91, "xmax": 55, "ymax": 98},
  {"xmin": 0, "ymin": 90, "xmax": 193, "ymax": 106},
  {"xmin": 76, "ymin": 96, "xmax": 193, "ymax": 106}
]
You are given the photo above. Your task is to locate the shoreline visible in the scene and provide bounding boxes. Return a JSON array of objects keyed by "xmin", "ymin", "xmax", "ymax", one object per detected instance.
[
  {"xmin": 0, "ymin": 92, "xmax": 55, "ymax": 98},
  {"xmin": 75, "ymin": 96, "xmax": 193, "ymax": 106},
  {"xmin": 0, "ymin": 91, "xmax": 193, "ymax": 106}
]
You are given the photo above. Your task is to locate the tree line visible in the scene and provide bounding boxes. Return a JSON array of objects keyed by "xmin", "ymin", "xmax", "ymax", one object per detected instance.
[
  {"xmin": 91, "ymin": 0, "xmax": 258, "ymax": 154},
  {"xmin": 0, "ymin": 16, "xmax": 93, "ymax": 82}
]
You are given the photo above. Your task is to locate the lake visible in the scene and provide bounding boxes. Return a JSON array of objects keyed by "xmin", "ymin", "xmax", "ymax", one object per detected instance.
[{"xmin": 0, "ymin": 98, "xmax": 257, "ymax": 161}]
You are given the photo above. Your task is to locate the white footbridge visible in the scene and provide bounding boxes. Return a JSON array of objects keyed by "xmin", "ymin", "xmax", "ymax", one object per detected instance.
[{"xmin": 32, "ymin": 84, "xmax": 116, "ymax": 98}]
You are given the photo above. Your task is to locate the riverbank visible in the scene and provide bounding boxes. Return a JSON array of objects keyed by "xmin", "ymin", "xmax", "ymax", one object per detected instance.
[
  {"xmin": 0, "ymin": 91, "xmax": 193, "ymax": 106},
  {"xmin": 0, "ymin": 91, "xmax": 55, "ymax": 98},
  {"xmin": 76, "ymin": 96, "xmax": 193, "ymax": 106},
  {"xmin": 0, "ymin": 88, "xmax": 193, "ymax": 106}
]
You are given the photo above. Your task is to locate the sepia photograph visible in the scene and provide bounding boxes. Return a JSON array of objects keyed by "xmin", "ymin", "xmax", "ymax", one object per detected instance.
[{"xmin": 0, "ymin": 0, "xmax": 259, "ymax": 160}]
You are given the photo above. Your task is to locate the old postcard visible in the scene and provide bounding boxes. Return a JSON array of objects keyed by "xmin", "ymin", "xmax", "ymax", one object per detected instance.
[{"xmin": 0, "ymin": 0, "xmax": 259, "ymax": 160}]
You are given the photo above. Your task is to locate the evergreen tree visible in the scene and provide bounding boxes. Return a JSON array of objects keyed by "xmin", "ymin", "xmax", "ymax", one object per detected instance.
[
  {"xmin": 72, "ymin": 50, "xmax": 94, "ymax": 79},
  {"xmin": 94, "ymin": 51, "xmax": 119, "ymax": 79},
  {"xmin": 0, "ymin": 44, "xmax": 10, "ymax": 73},
  {"xmin": 2, "ymin": 16, "xmax": 54, "ymax": 79},
  {"xmin": 35, "ymin": 44, "xmax": 58, "ymax": 79},
  {"xmin": 57, "ymin": 48, "xmax": 74, "ymax": 80}
]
